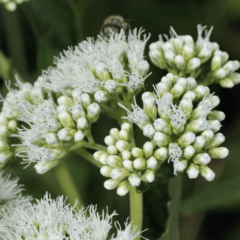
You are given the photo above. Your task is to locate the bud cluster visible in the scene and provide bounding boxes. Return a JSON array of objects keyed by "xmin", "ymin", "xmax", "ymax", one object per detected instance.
[
  {"xmin": 93, "ymin": 123, "xmax": 168, "ymax": 196},
  {"xmin": 149, "ymin": 25, "xmax": 240, "ymax": 88},
  {"xmin": 120, "ymin": 73, "xmax": 229, "ymax": 182},
  {"xmin": 0, "ymin": 0, "xmax": 28, "ymax": 11}
]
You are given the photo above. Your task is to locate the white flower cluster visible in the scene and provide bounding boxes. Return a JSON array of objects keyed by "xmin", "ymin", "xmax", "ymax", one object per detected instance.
[
  {"xmin": 0, "ymin": 0, "xmax": 28, "ymax": 11},
  {"xmin": 94, "ymin": 123, "xmax": 168, "ymax": 196},
  {"xmin": 41, "ymin": 28, "xmax": 150, "ymax": 98},
  {"xmin": 149, "ymin": 25, "xmax": 240, "ymax": 88},
  {"xmin": 0, "ymin": 173, "xmax": 31, "ymax": 211},
  {"xmin": 0, "ymin": 193, "xmax": 145, "ymax": 240},
  {"xmin": 119, "ymin": 73, "xmax": 228, "ymax": 182}
]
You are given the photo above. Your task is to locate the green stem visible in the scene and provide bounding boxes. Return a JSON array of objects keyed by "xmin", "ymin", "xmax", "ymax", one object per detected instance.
[
  {"xmin": 87, "ymin": 133, "xmax": 95, "ymax": 143},
  {"xmin": 55, "ymin": 159, "xmax": 84, "ymax": 208},
  {"xmin": 68, "ymin": 141, "xmax": 106, "ymax": 152},
  {"xmin": 74, "ymin": 148, "xmax": 103, "ymax": 168},
  {"xmin": 129, "ymin": 186, "xmax": 143, "ymax": 239}
]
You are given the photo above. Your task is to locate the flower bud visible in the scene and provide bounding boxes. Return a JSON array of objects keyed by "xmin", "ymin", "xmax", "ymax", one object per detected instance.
[
  {"xmin": 143, "ymin": 124, "xmax": 156, "ymax": 139},
  {"xmin": 211, "ymin": 55, "xmax": 222, "ymax": 71},
  {"xmin": 143, "ymin": 95, "xmax": 157, "ymax": 121},
  {"xmin": 116, "ymin": 140, "xmax": 131, "ymax": 152},
  {"xmin": 208, "ymin": 147, "xmax": 229, "ymax": 158},
  {"xmin": 162, "ymin": 73, "xmax": 176, "ymax": 88},
  {"xmin": 81, "ymin": 93, "xmax": 92, "ymax": 110},
  {"xmin": 133, "ymin": 158, "xmax": 146, "ymax": 170},
  {"xmin": 31, "ymin": 86, "xmax": 44, "ymax": 103},
  {"xmin": 174, "ymin": 55, "xmax": 186, "ymax": 71},
  {"xmin": 77, "ymin": 117, "xmax": 88, "ymax": 130},
  {"xmin": 128, "ymin": 173, "xmax": 141, "ymax": 186},
  {"xmin": 119, "ymin": 130, "xmax": 131, "ymax": 142},
  {"xmin": 182, "ymin": 91, "xmax": 196, "ymax": 101},
  {"xmin": 153, "ymin": 118, "xmax": 172, "ymax": 135},
  {"xmin": 144, "ymin": 169, "xmax": 155, "ymax": 183},
  {"xmin": 0, "ymin": 141, "xmax": 9, "ymax": 151},
  {"xmin": 132, "ymin": 148, "xmax": 144, "ymax": 158},
  {"xmin": 96, "ymin": 62, "xmax": 111, "ymax": 81},
  {"xmin": 198, "ymin": 47, "xmax": 212, "ymax": 63},
  {"xmin": 182, "ymin": 146, "xmax": 195, "ymax": 161},
  {"xmin": 34, "ymin": 160, "xmax": 59, "ymax": 174},
  {"xmin": 153, "ymin": 132, "xmax": 169, "ymax": 147},
  {"xmin": 57, "ymin": 96, "xmax": 74, "ymax": 108},
  {"xmin": 213, "ymin": 68, "xmax": 226, "ymax": 79},
  {"xmin": 117, "ymin": 180, "xmax": 130, "ymax": 196},
  {"xmin": 58, "ymin": 111, "xmax": 75, "ymax": 128},
  {"xmin": 93, "ymin": 151, "xmax": 106, "ymax": 161},
  {"xmin": 99, "ymin": 153, "xmax": 109, "ymax": 165},
  {"xmin": 104, "ymin": 80, "xmax": 118, "ymax": 94},
  {"xmin": 156, "ymin": 82, "xmax": 171, "ymax": 97},
  {"xmin": 229, "ymin": 73, "xmax": 240, "ymax": 85},
  {"xmin": 107, "ymin": 155, "xmax": 122, "ymax": 167},
  {"xmin": 207, "ymin": 110, "xmax": 225, "ymax": 121},
  {"xmin": 111, "ymin": 167, "xmax": 130, "ymax": 180},
  {"xmin": 94, "ymin": 90, "xmax": 110, "ymax": 103},
  {"xmin": 70, "ymin": 104, "xmax": 86, "ymax": 121},
  {"xmin": 219, "ymin": 78, "xmax": 234, "ymax": 88},
  {"xmin": 182, "ymin": 43, "xmax": 195, "ymax": 61},
  {"xmin": 185, "ymin": 118, "xmax": 208, "ymax": 134},
  {"xmin": 193, "ymin": 136, "xmax": 206, "ymax": 152},
  {"xmin": 72, "ymin": 88, "xmax": 82, "ymax": 103},
  {"xmin": 199, "ymin": 166, "xmax": 215, "ymax": 181},
  {"xmin": 137, "ymin": 60, "xmax": 150, "ymax": 76},
  {"xmin": 205, "ymin": 133, "xmax": 225, "ymax": 149},
  {"xmin": 178, "ymin": 132, "xmax": 196, "ymax": 148},
  {"xmin": 87, "ymin": 103, "xmax": 101, "ymax": 123},
  {"xmin": 149, "ymin": 49, "xmax": 168, "ymax": 69},
  {"xmin": 123, "ymin": 160, "xmax": 134, "ymax": 172},
  {"xmin": 0, "ymin": 151, "xmax": 13, "ymax": 164},
  {"xmin": 46, "ymin": 133, "xmax": 59, "ymax": 146},
  {"xmin": 174, "ymin": 159, "xmax": 188, "ymax": 175},
  {"xmin": 0, "ymin": 125, "xmax": 9, "ymax": 136},
  {"xmin": 100, "ymin": 166, "xmax": 113, "ymax": 177},
  {"xmin": 104, "ymin": 135, "xmax": 117, "ymax": 146},
  {"xmin": 154, "ymin": 147, "xmax": 168, "ymax": 162},
  {"xmin": 147, "ymin": 156, "xmax": 158, "ymax": 169},
  {"xmin": 58, "ymin": 128, "xmax": 76, "ymax": 141},
  {"xmin": 122, "ymin": 150, "xmax": 132, "ymax": 160},
  {"xmin": 8, "ymin": 120, "xmax": 17, "ymax": 131},
  {"xmin": 57, "ymin": 105, "xmax": 68, "ymax": 112},
  {"xmin": 74, "ymin": 130, "xmax": 85, "ymax": 142},
  {"xmin": 193, "ymin": 85, "xmax": 208, "ymax": 101},
  {"xmin": 208, "ymin": 120, "xmax": 221, "ymax": 133},
  {"xmin": 104, "ymin": 179, "xmax": 121, "ymax": 189},
  {"xmin": 170, "ymin": 83, "xmax": 185, "ymax": 99},
  {"xmin": 186, "ymin": 77, "xmax": 197, "ymax": 90},
  {"xmin": 179, "ymin": 98, "xmax": 193, "ymax": 116},
  {"xmin": 0, "ymin": 114, "xmax": 7, "ymax": 125},
  {"xmin": 107, "ymin": 145, "xmax": 118, "ymax": 155},
  {"xmin": 187, "ymin": 163, "xmax": 199, "ymax": 179},
  {"xmin": 164, "ymin": 51, "xmax": 175, "ymax": 67},
  {"xmin": 186, "ymin": 58, "xmax": 201, "ymax": 73},
  {"xmin": 143, "ymin": 141, "xmax": 154, "ymax": 159},
  {"xmin": 193, "ymin": 153, "xmax": 211, "ymax": 165},
  {"xmin": 110, "ymin": 128, "xmax": 120, "ymax": 140}
]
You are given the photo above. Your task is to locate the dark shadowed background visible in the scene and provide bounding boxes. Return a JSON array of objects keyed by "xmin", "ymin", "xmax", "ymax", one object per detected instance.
[{"xmin": 1, "ymin": 0, "xmax": 240, "ymax": 239}]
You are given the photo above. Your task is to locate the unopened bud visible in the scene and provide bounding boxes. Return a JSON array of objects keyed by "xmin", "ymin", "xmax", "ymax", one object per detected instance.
[
  {"xmin": 193, "ymin": 136, "xmax": 206, "ymax": 152},
  {"xmin": 74, "ymin": 130, "xmax": 85, "ymax": 142},
  {"xmin": 153, "ymin": 118, "xmax": 172, "ymax": 135},
  {"xmin": 208, "ymin": 111, "xmax": 225, "ymax": 121},
  {"xmin": 119, "ymin": 130, "xmax": 131, "ymax": 142},
  {"xmin": 144, "ymin": 169, "xmax": 155, "ymax": 183},
  {"xmin": 104, "ymin": 179, "xmax": 121, "ymax": 189},
  {"xmin": 211, "ymin": 55, "xmax": 222, "ymax": 71},
  {"xmin": 99, "ymin": 153, "xmax": 109, "ymax": 165},
  {"xmin": 137, "ymin": 60, "xmax": 150, "ymax": 76},
  {"xmin": 128, "ymin": 173, "xmax": 141, "ymax": 186},
  {"xmin": 58, "ymin": 111, "xmax": 75, "ymax": 128},
  {"xmin": 182, "ymin": 145, "xmax": 195, "ymax": 159},
  {"xmin": 110, "ymin": 128, "xmax": 120, "ymax": 140},
  {"xmin": 57, "ymin": 96, "xmax": 74, "ymax": 108},
  {"xmin": 104, "ymin": 135, "xmax": 117, "ymax": 146},
  {"xmin": 132, "ymin": 147, "xmax": 144, "ymax": 158},
  {"xmin": 143, "ymin": 124, "xmax": 156, "ymax": 139},
  {"xmin": 170, "ymin": 83, "xmax": 185, "ymax": 99},
  {"xmin": 187, "ymin": 163, "xmax": 199, "ymax": 179},
  {"xmin": 186, "ymin": 58, "xmax": 201, "ymax": 73},
  {"xmin": 147, "ymin": 156, "xmax": 158, "ymax": 169},
  {"xmin": 122, "ymin": 150, "xmax": 132, "ymax": 160},
  {"xmin": 208, "ymin": 120, "xmax": 221, "ymax": 133},
  {"xmin": 205, "ymin": 133, "xmax": 225, "ymax": 149},
  {"xmin": 58, "ymin": 128, "xmax": 76, "ymax": 141},
  {"xmin": 77, "ymin": 117, "xmax": 88, "ymax": 130},
  {"xmin": 123, "ymin": 160, "xmax": 134, "ymax": 172},
  {"xmin": 100, "ymin": 166, "xmax": 113, "ymax": 177},
  {"xmin": 107, "ymin": 145, "xmax": 118, "ymax": 155},
  {"xmin": 182, "ymin": 91, "xmax": 196, "ymax": 101},
  {"xmin": 174, "ymin": 55, "xmax": 186, "ymax": 71},
  {"xmin": 93, "ymin": 151, "xmax": 106, "ymax": 161},
  {"xmin": 193, "ymin": 153, "xmax": 211, "ymax": 165},
  {"xmin": 133, "ymin": 157, "xmax": 146, "ymax": 170},
  {"xmin": 34, "ymin": 160, "xmax": 59, "ymax": 174},
  {"xmin": 185, "ymin": 118, "xmax": 208, "ymax": 134},
  {"xmin": 107, "ymin": 155, "xmax": 122, "ymax": 167},
  {"xmin": 182, "ymin": 43, "xmax": 195, "ymax": 61},
  {"xmin": 179, "ymin": 98, "xmax": 193, "ymax": 116},
  {"xmin": 198, "ymin": 47, "xmax": 212, "ymax": 63},
  {"xmin": 208, "ymin": 147, "xmax": 229, "ymax": 159},
  {"xmin": 116, "ymin": 140, "xmax": 131, "ymax": 152},
  {"xmin": 219, "ymin": 78, "xmax": 234, "ymax": 88},
  {"xmin": 87, "ymin": 103, "xmax": 101, "ymax": 123},
  {"xmin": 111, "ymin": 167, "xmax": 130, "ymax": 180},
  {"xmin": 178, "ymin": 132, "xmax": 196, "ymax": 148},
  {"xmin": 81, "ymin": 93, "xmax": 92, "ymax": 110},
  {"xmin": 143, "ymin": 141, "xmax": 154, "ymax": 159},
  {"xmin": 153, "ymin": 132, "xmax": 169, "ymax": 147},
  {"xmin": 143, "ymin": 95, "xmax": 157, "ymax": 121},
  {"xmin": 117, "ymin": 180, "xmax": 130, "ymax": 196},
  {"xmin": 94, "ymin": 90, "xmax": 110, "ymax": 103},
  {"xmin": 213, "ymin": 68, "xmax": 226, "ymax": 79},
  {"xmin": 8, "ymin": 120, "xmax": 17, "ymax": 131},
  {"xmin": 154, "ymin": 147, "xmax": 168, "ymax": 162},
  {"xmin": 199, "ymin": 166, "xmax": 215, "ymax": 181}
]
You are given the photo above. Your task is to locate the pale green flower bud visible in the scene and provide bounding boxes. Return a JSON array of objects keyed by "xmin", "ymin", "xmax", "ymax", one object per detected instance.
[
  {"xmin": 162, "ymin": 42, "xmax": 174, "ymax": 52},
  {"xmin": 104, "ymin": 179, "xmax": 121, "ymax": 189},
  {"xmin": 0, "ymin": 125, "xmax": 8, "ymax": 136},
  {"xmin": 70, "ymin": 105, "xmax": 86, "ymax": 121},
  {"xmin": 57, "ymin": 104, "xmax": 68, "ymax": 112},
  {"xmin": 87, "ymin": 103, "xmax": 101, "ymax": 123},
  {"xmin": 143, "ymin": 124, "xmax": 156, "ymax": 139},
  {"xmin": 210, "ymin": 95, "xmax": 220, "ymax": 108},
  {"xmin": 211, "ymin": 55, "xmax": 222, "ymax": 71},
  {"xmin": 121, "ymin": 122, "xmax": 132, "ymax": 135},
  {"xmin": 193, "ymin": 136, "xmax": 206, "ymax": 152},
  {"xmin": 193, "ymin": 85, "xmax": 209, "ymax": 101},
  {"xmin": 164, "ymin": 51, "xmax": 175, "ymax": 67},
  {"xmin": 213, "ymin": 68, "xmax": 226, "ymax": 79},
  {"xmin": 153, "ymin": 147, "xmax": 168, "ymax": 164},
  {"xmin": 149, "ymin": 41, "xmax": 163, "ymax": 50},
  {"xmin": 94, "ymin": 90, "xmax": 110, "ymax": 103},
  {"xmin": 182, "ymin": 91, "xmax": 196, "ymax": 101},
  {"xmin": 74, "ymin": 130, "xmax": 85, "ymax": 142},
  {"xmin": 147, "ymin": 156, "xmax": 158, "ymax": 169},
  {"xmin": 182, "ymin": 146, "xmax": 195, "ymax": 159},
  {"xmin": 72, "ymin": 88, "xmax": 82, "ymax": 103},
  {"xmin": 81, "ymin": 93, "xmax": 92, "ymax": 110},
  {"xmin": 174, "ymin": 55, "xmax": 186, "ymax": 71},
  {"xmin": 170, "ymin": 83, "xmax": 185, "ymax": 99},
  {"xmin": 199, "ymin": 165, "xmax": 215, "ymax": 181},
  {"xmin": 0, "ymin": 141, "xmax": 9, "ymax": 151},
  {"xmin": 8, "ymin": 120, "xmax": 17, "ymax": 131},
  {"xmin": 174, "ymin": 159, "xmax": 188, "ymax": 174},
  {"xmin": 93, "ymin": 151, "xmax": 106, "ymax": 161},
  {"xmin": 31, "ymin": 86, "xmax": 44, "ymax": 103},
  {"xmin": 229, "ymin": 73, "xmax": 240, "ymax": 85},
  {"xmin": 58, "ymin": 111, "xmax": 75, "ymax": 128},
  {"xmin": 0, "ymin": 114, "xmax": 7, "ymax": 125},
  {"xmin": 161, "ymin": 73, "xmax": 176, "ymax": 88},
  {"xmin": 100, "ymin": 166, "xmax": 113, "ymax": 177},
  {"xmin": 107, "ymin": 145, "xmax": 118, "ymax": 155},
  {"xmin": 208, "ymin": 111, "xmax": 225, "ymax": 121},
  {"xmin": 110, "ymin": 128, "xmax": 120, "ymax": 140},
  {"xmin": 205, "ymin": 133, "xmax": 225, "ymax": 149},
  {"xmin": 58, "ymin": 128, "xmax": 76, "ymax": 141},
  {"xmin": 198, "ymin": 47, "xmax": 212, "ymax": 63},
  {"xmin": 187, "ymin": 77, "xmax": 197, "ymax": 90},
  {"xmin": 132, "ymin": 147, "xmax": 144, "ymax": 158},
  {"xmin": 153, "ymin": 118, "xmax": 172, "ymax": 135},
  {"xmin": 149, "ymin": 49, "xmax": 168, "ymax": 69},
  {"xmin": 77, "ymin": 117, "xmax": 88, "ymax": 130},
  {"xmin": 133, "ymin": 157, "xmax": 146, "ymax": 170},
  {"xmin": 34, "ymin": 160, "xmax": 59, "ymax": 174},
  {"xmin": 57, "ymin": 96, "xmax": 74, "ymax": 108},
  {"xmin": 104, "ymin": 79, "xmax": 118, "ymax": 94},
  {"xmin": 171, "ymin": 38, "xmax": 184, "ymax": 53},
  {"xmin": 143, "ymin": 95, "xmax": 157, "ymax": 121},
  {"xmin": 182, "ymin": 43, "xmax": 195, "ymax": 61},
  {"xmin": 179, "ymin": 98, "xmax": 193, "ymax": 116},
  {"xmin": 208, "ymin": 120, "xmax": 221, "ymax": 132},
  {"xmin": 119, "ymin": 130, "xmax": 131, "ymax": 142},
  {"xmin": 185, "ymin": 118, "xmax": 208, "ymax": 134},
  {"xmin": 187, "ymin": 163, "xmax": 199, "ymax": 179},
  {"xmin": 0, "ymin": 151, "xmax": 13, "ymax": 164},
  {"xmin": 96, "ymin": 62, "xmax": 111, "ymax": 81},
  {"xmin": 111, "ymin": 167, "xmax": 130, "ymax": 180},
  {"xmin": 122, "ymin": 150, "xmax": 132, "ymax": 160},
  {"xmin": 144, "ymin": 169, "xmax": 155, "ymax": 183},
  {"xmin": 186, "ymin": 58, "xmax": 201, "ymax": 73},
  {"xmin": 153, "ymin": 132, "xmax": 169, "ymax": 147},
  {"xmin": 156, "ymin": 82, "xmax": 171, "ymax": 97},
  {"xmin": 123, "ymin": 160, "xmax": 134, "ymax": 172},
  {"xmin": 178, "ymin": 132, "xmax": 196, "ymax": 148},
  {"xmin": 208, "ymin": 147, "xmax": 229, "ymax": 158},
  {"xmin": 117, "ymin": 180, "xmax": 130, "ymax": 196},
  {"xmin": 99, "ymin": 153, "xmax": 109, "ymax": 165},
  {"xmin": 193, "ymin": 153, "xmax": 211, "ymax": 165},
  {"xmin": 107, "ymin": 155, "xmax": 122, "ymax": 167},
  {"xmin": 116, "ymin": 140, "xmax": 131, "ymax": 152},
  {"xmin": 143, "ymin": 141, "xmax": 154, "ymax": 159},
  {"xmin": 137, "ymin": 60, "xmax": 150, "ymax": 76},
  {"xmin": 5, "ymin": 2, "xmax": 17, "ymax": 11},
  {"xmin": 46, "ymin": 133, "xmax": 60, "ymax": 146},
  {"xmin": 177, "ymin": 78, "xmax": 187, "ymax": 87},
  {"xmin": 219, "ymin": 78, "xmax": 234, "ymax": 88},
  {"xmin": 128, "ymin": 173, "xmax": 141, "ymax": 186}
]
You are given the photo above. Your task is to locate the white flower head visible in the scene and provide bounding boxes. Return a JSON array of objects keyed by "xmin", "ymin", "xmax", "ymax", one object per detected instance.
[
  {"xmin": 197, "ymin": 24, "xmax": 213, "ymax": 42},
  {"xmin": 168, "ymin": 143, "xmax": 183, "ymax": 175},
  {"xmin": 197, "ymin": 93, "xmax": 215, "ymax": 118},
  {"xmin": 170, "ymin": 104, "xmax": 187, "ymax": 125}
]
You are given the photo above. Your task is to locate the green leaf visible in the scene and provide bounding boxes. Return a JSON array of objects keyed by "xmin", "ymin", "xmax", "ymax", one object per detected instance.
[
  {"xmin": 0, "ymin": 50, "xmax": 11, "ymax": 80},
  {"xmin": 158, "ymin": 173, "xmax": 182, "ymax": 240}
]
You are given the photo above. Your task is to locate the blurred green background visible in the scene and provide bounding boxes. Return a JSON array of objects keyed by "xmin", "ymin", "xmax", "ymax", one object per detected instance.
[{"xmin": 1, "ymin": 0, "xmax": 240, "ymax": 239}]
